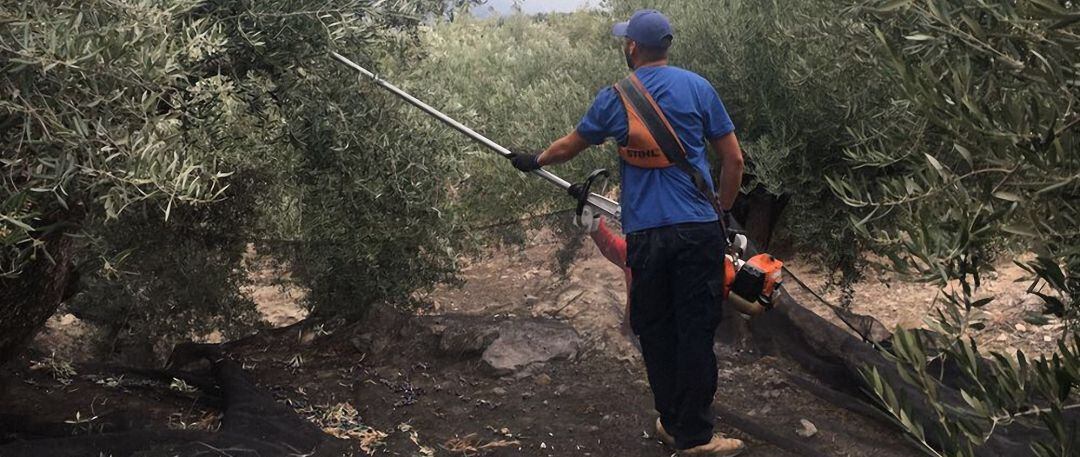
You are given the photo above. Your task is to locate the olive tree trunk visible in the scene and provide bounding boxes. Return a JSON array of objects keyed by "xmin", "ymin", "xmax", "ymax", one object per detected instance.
[
  {"xmin": 0, "ymin": 230, "xmax": 76, "ymax": 366},
  {"xmin": 731, "ymin": 186, "xmax": 788, "ymax": 251}
]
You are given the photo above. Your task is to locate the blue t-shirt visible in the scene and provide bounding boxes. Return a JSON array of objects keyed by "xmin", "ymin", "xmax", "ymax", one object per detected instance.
[{"xmin": 576, "ymin": 66, "xmax": 734, "ymax": 233}]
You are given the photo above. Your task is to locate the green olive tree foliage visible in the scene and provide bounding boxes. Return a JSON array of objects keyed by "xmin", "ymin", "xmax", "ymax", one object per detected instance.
[
  {"xmin": 213, "ymin": 0, "xmax": 467, "ymax": 316},
  {"xmin": 395, "ymin": 11, "xmax": 622, "ymax": 228},
  {"xmin": 68, "ymin": 172, "xmax": 268, "ymax": 362},
  {"xmin": 1, "ymin": 0, "xmax": 235, "ymax": 363},
  {"xmin": 1, "ymin": 0, "xmax": 232, "ymax": 277},
  {"xmin": 824, "ymin": 1, "xmax": 1080, "ymax": 455},
  {"xmin": 377, "ymin": 11, "xmax": 624, "ymax": 271},
  {"xmin": 1, "ymin": 0, "xmax": 464, "ymax": 361},
  {"xmin": 831, "ymin": 0, "xmax": 1079, "ymax": 321}
]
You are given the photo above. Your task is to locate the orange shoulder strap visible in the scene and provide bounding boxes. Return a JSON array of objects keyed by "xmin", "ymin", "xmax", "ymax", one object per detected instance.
[{"xmin": 615, "ymin": 74, "xmax": 724, "ymax": 217}]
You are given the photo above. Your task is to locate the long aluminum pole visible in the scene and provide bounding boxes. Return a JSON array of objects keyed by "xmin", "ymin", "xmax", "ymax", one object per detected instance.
[{"xmin": 330, "ymin": 52, "xmax": 621, "ymax": 220}]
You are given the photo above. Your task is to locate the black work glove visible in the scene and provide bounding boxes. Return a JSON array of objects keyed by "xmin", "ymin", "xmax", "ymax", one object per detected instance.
[{"xmin": 508, "ymin": 151, "xmax": 542, "ymax": 173}]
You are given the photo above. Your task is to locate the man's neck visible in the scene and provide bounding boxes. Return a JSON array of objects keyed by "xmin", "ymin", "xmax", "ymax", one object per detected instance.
[{"xmin": 634, "ymin": 59, "xmax": 668, "ymax": 70}]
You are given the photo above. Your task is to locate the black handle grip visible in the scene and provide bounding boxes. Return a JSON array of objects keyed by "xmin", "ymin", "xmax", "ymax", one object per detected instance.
[{"xmin": 573, "ymin": 169, "xmax": 610, "ymax": 217}]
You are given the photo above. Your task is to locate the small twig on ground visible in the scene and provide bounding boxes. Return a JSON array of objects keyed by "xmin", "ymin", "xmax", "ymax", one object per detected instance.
[
  {"xmin": 442, "ymin": 433, "xmax": 521, "ymax": 455},
  {"xmin": 554, "ymin": 290, "xmax": 585, "ymax": 315}
]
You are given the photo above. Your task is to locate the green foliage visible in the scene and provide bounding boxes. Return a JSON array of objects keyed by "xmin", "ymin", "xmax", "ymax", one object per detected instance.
[
  {"xmin": 2, "ymin": 0, "xmax": 467, "ymax": 348},
  {"xmin": 356, "ymin": 11, "xmax": 626, "ymax": 274},
  {"xmin": 867, "ymin": 324, "xmax": 1079, "ymax": 457},
  {"xmin": 70, "ymin": 172, "xmax": 266, "ymax": 362},
  {"xmin": 395, "ymin": 11, "xmax": 622, "ymax": 229},
  {"xmin": 818, "ymin": 1, "xmax": 1080, "ymax": 454},
  {"xmin": 1, "ymin": 0, "xmax": 232, "ymax": 277},
  {"xmin": 831, "ymin": 0, "xmax": 1080, "ymax": 319}
]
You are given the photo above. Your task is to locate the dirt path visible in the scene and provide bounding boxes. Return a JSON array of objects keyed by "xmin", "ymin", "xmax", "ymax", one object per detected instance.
[
  {"xmin": 219, "ymin": 308, "xmax": 917, "ymax": 457},
  {"xmin": 400, "ymin": 234, "xmax": 919, "ymax": 456},
  {"xmin": 10, "ymin": 231, "xmax": 1053, "ymax": 456}
]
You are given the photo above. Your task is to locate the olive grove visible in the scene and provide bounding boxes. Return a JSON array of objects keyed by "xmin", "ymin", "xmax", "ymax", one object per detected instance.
[{"xmin": 2, "ymin": 0, "xmax": 1077, "ymax": 454}]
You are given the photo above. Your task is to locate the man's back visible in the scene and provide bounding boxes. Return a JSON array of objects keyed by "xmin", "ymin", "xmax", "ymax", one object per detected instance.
[{"xmin": 576, "ymin": 66, "xmax": 735, "ymax": 233}]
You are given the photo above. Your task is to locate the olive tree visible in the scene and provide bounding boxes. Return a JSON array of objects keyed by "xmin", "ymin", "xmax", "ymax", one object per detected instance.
[
  {"xmin": 0, "ymin": 0, "xmax": 233, "ymax": 364},
  {"xmin": 1, "ymin": 0, "xmax": 457, "ymax": 363},
  {"xmin": 826, "ymin": 1, "xmax": 1080, "ymax": 455}
]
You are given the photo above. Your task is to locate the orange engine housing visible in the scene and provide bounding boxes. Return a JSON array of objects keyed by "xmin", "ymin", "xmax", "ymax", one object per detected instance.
[{"xmin": 724, "ymin": 254, "xmax": 783, "ymax": 315}]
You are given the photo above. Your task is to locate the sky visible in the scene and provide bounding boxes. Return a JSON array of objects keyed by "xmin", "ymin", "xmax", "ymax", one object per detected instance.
[{"xmin": 472, "ymin": 0, "xmax": 600, "ymax": 17}]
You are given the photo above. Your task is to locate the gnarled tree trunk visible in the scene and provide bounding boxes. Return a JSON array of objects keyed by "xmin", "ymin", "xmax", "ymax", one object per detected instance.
[
  {"xmin": 0, "ymin": 230, "xmax": 76, "ymax": 367},
  {"xmin": 731, "ymin": 185, "xmax": 789, "ymax": 251}
]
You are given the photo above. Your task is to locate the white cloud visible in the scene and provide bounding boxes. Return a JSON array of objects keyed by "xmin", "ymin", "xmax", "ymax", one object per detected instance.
[{"xmin": 473, "ymin": 0, "xmax": 599, "ymax": 17}]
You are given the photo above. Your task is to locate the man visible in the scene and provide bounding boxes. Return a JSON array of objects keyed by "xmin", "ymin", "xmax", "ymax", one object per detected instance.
[{"xmin": 507, "ymin": 9, "xmax": 746, "ymax": 456}]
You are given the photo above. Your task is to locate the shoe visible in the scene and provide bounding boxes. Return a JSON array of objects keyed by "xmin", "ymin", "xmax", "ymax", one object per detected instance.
[
  {"xmin": 678, "ymin": 435, "xmax": 746, "ymax": 456},
  {"xmin": 655, "ymin": 418, "xmax": 675, "ymax": 446}
]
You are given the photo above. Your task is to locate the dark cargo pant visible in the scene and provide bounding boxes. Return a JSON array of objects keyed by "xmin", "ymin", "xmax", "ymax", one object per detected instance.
[{"xmin": 627, "ymin": 221, "xmax": 725, "ymax": 450}]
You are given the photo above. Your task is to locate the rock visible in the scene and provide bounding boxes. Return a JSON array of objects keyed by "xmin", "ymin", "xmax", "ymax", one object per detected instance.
[
  {"xmin": 438, "ymin": 323, "xmax": 499, "ymax": 358},
  {"xmin": 482, "ymin": 319, "xmax": 580, "ymax": 375},
  {"xmin": 491, "ymin": 387, "xmax": 508, "ymax": 396},
  {"xmin": 1014, "ymin": 323, "xmax": 1027, "ymax": 332},
  {"xmin": 796, "ymin": 419, "xmax": 818, "ymax": 438},
  {"xmin": 511, "ymin": 362, "xmax": 548, "ymax": 380},
  {"xmin": 534, "ymin": 374, "xmax": 553, "ymax": 386}
]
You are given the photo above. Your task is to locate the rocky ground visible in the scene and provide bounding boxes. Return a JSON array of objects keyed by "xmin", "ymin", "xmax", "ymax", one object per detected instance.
[
  {"xmin": 784, "ymin": 253, "xmax": 1066, "ymax": 357},
  {"xmin": 2, "ymin": 230, "xmax": 1059, "ymax": 456}
]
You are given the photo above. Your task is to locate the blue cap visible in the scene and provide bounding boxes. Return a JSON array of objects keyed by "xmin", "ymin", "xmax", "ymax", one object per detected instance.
[{"xmin": 612, "ymin": 9, "xmax": 673, "ymax": 49}]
